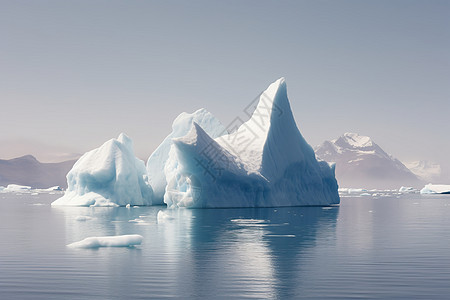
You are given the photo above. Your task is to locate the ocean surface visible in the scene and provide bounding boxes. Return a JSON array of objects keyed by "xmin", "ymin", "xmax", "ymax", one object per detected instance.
[{"xmin": 0, "ymin": 192, "xmax": 449, "ymax": 299}]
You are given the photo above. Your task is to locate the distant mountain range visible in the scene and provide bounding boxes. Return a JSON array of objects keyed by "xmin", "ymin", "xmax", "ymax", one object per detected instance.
[
  {"xmin": 315, "ymin": 133, "xmax": 424, "ymax": 189},
  {"xmin": 404, "ymin": 160, "xmax": 442, "ymax": 183},
  {"xmin": 0, "ymin": 155, "xmax": 76, "ymax": 188},
  {"xmin": 0, "ymin": 134, "xmax": 442, "ymax": 190}
]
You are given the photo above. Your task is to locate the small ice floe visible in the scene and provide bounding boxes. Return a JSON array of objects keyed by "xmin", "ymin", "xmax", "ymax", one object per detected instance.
[
  {"xmin": 348, "ymin": 188, "xmax": 367, "ymax": 194},
  {"xmin": 265, "ymin": 234, "xmax": 296, "ymax": 238},
  {"xmin": 157, "ymin": 210, "xmax": 174, "ymax": 224},
  {"xmin": 75, "ymin": 216, "xmax": 93, "ymax": 221},
  {"xmin": 126, "ymin": 204, "xmax": 131, "ymax": 208},
  {"xmin": 360, "ymin": 193, "xmax": 371, "ymax": 196},
  {"xmin": 128, "ymin": 218, "xmax": 151, "ymax": 225},
  {"xmin": 322, "ymin": 207, "xmax": 333, "ymax": 210},
  {"xmin": 230, "ymin": 219, "xmax": 285, "ymax": 227},
  {"xmin": 32, "ymin": 203, "xmax": 45, "ymax": 206},
  {"xmin": 67, "ymin": 234, "xmax": 143, "ymax": 248},
  {"xmin": 31, "ymin": 192, "xmax": 39, "ymax": 196},
  {"xmin": 399, "ymin": 186, "xmax": 417, "ymax": 193}
]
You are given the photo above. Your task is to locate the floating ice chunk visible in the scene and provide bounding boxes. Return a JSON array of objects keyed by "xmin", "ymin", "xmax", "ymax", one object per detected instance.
[
  {"xmin": 420, "ymin": 184, "xmax": 450, "ymax": 194},
  {"xmin": 360, "ymin": 193, "xmax": 371, "ymax": 196},
  {"xmin": 347, "ymin": 188, "xmax": 367, "ymax": 194},
  {"xmin": 67, "ymin": 234, "xmax": 143, "ymax": 248},
  {"xmin": 164, "ymin": 78, "xmax": 340, "ymax": 208},
  {"xmin": 52, "ymin": 133, "xmax": 153, "ymax": 207},
  {"xmin": 147, "ymin": 108, "xmax": 227, "ymax": 204},
  {"xmin": 265, "ymin": 234, "xmax": 296, "ymax": 238},
  {"xmin": 128, "ymin": 218, "xmax": 146, "ymax": 223},
  {"xmin": 157, "ymin": 210, "xmax": 174, "ymax": 223}
]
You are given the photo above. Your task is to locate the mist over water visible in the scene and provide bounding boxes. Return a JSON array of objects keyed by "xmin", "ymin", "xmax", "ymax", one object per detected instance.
[{"xmin": 0, "ymin": 193, "xmax": 449, "ymax": 299}]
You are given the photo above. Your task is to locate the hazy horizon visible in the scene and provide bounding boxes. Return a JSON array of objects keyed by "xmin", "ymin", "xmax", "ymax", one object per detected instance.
[{"xmin": 1, "ymin": 1, "xmax": 449, "ymax": 180}]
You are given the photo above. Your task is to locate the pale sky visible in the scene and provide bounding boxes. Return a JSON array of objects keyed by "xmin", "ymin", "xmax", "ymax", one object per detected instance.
[{"xmin": 1, "ymin": 1, "xmax": 449, "ymax": 178}]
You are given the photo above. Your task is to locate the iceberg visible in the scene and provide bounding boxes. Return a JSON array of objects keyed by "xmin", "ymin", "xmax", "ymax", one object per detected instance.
[
  {"xmin": 2, "ymin": 184, "xmax": 32, "ymax": 192},
  {"xmin": 52, "ymin": 78, "xmax": 339, "ymax": 208},
  {"xmin": 52, "ymin": 133, "xmax": 153, "ymax": 206},
  {"xmin": 420, "ymin": 184, "xmax": 450, "ymax": 194},
  {"xmin": 67, "ymin": 234, "xmax": 143, "ymax": 248},
  {"xmin": 146, "ymin": 108, "xmax": 227, "ymax": 204},
  {"xmin": 164, "ymin": 78, "xmax": 340, "ymax": 208}
]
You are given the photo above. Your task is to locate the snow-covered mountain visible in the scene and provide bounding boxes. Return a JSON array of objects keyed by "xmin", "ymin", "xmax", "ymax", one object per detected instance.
[
  {"xmin": 0, "ymin": 155, "xmax": 76, "ymax": 188},
  {"xmin": 404, "ymin": 160, "xmax": 441, "ymax": 183},
  {"xmin": 315, "ymin": 133, "xmax": 423, "ymax": 189}
]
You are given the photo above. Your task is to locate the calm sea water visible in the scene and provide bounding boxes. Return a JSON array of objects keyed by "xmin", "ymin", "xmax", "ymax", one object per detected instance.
[{"xmin": 0, "ymin": 192, "xmax": 449, "ymax": 299}]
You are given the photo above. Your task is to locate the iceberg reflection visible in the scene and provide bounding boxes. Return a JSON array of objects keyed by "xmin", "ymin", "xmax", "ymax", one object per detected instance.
[{"xmin": 53, "ymin": 204, "xmax": 338, "ymax": 298}]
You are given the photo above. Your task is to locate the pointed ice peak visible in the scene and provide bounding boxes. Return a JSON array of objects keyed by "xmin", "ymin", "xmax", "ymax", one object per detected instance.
[
  {"xmin": 118, "ymin": 132, "xmax": 131, "ymax": 143},
  {"xmin": 173, "ymin": 122, "xmax": 204, "ymax": 146},
  {"xmin": 252, "ymin": 77, "xmax": 287, "ymax": 119},
  {"xmin": 117, "ymin": 133, "xmax": 133, "ymax": 151},
  {"xmin": 265, "ymin": 77, "xmax": 286, "ymax": 96}
]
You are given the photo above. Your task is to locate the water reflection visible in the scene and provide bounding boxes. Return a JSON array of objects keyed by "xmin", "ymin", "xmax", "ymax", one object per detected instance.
[
  {"xmin": 53, "ymin": 204, "xmax": 339, "ymax": 299},
  {"xmin": 186, "ymin": 206, "xmax": 339, "ymax": 298}
]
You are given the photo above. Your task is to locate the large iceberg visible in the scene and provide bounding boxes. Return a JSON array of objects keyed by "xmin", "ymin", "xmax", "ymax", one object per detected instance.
[
  {"xmin": 146, "ymin": 108, "xmax": 227, "ymax": 204},
  {"xmin": 164, "ymin": 78, "xmax": 340, "ymax": 208},
  {"xmin": 420, "ymin": 184, "xmax": 450, "ymax": 194},
  {"xmin": 52, "ymin": 133, "xmax": 153, "ymax": 206},
  {"xmin": 53, "ymin": 78, "xmax": 340, "ymax": 208}
]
